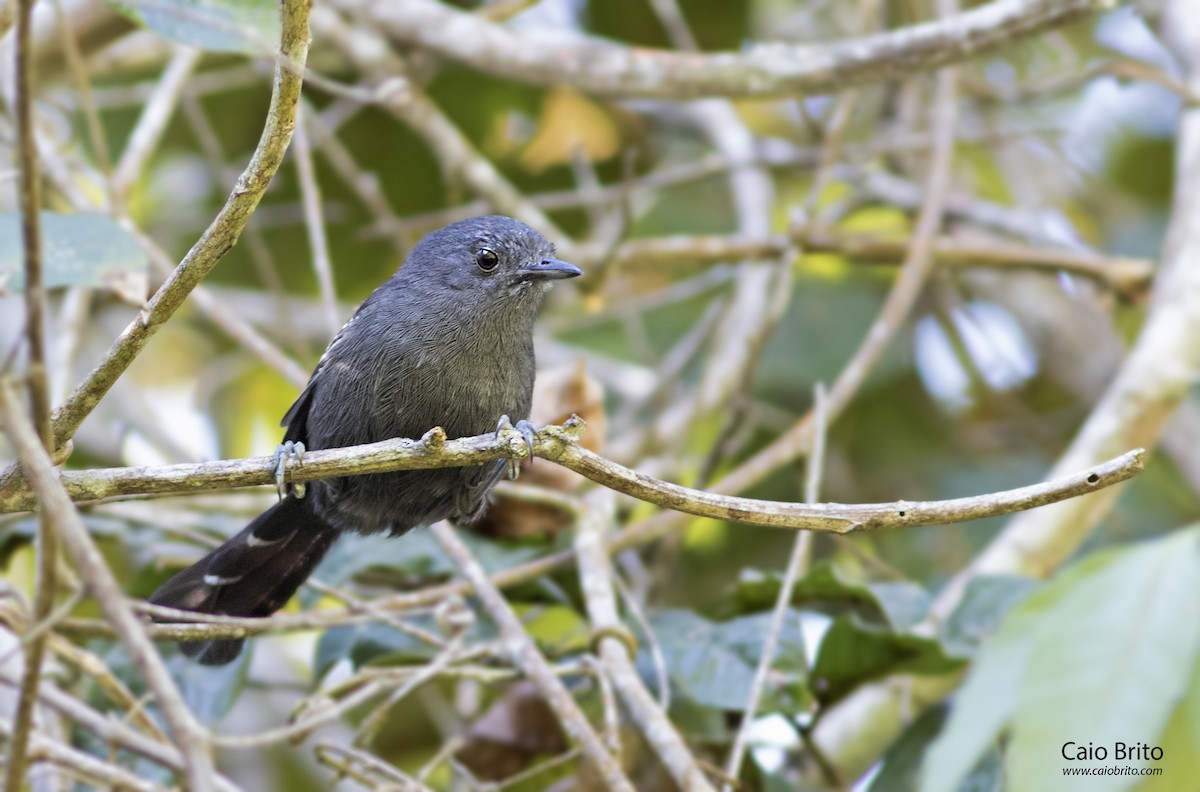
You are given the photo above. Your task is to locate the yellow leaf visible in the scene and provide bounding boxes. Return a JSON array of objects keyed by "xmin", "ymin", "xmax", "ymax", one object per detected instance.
[{"xmin": 520, "ymin": 87, "xmax": 620, "ymax": 172}]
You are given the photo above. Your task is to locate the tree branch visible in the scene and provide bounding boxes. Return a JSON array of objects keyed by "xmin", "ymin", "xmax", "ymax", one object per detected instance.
[
  {"xmin": 429, "ymin": 520, "xmax": 636, "ymax": 791},
  {"xmin": 575, "ymin": 490, "xmax": 717, "ymax": 792},
  {"xmin": 0, "ymin": 381, "xmax": 218, "ymax": 791},
  {"xmin": 7, "ymin": 0, "xmax": 55, "ymax": 783},
  {"xmin": 44, "ymin": 0, "xmax": 310, "ymax": 450},
  {"xmin": 364, "ymin": 0, "xmax": 1105, "ymax": 99},
  {"xmin": 0, "ymin": 418, "xmax": 1145, "ymax": 531}
]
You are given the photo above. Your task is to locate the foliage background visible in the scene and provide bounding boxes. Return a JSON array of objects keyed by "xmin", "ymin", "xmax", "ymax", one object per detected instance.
[{"xmin": 0, "ymin": 0, "xmax": 1197, "ymax": 790}]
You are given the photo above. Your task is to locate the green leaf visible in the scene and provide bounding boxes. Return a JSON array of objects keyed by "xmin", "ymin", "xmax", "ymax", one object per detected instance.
[
  {"xmin": 919, "ymin": 568, "xmax": 1083, "ymax": 792},
  {"xmin": 810, "ymin": 615, "xmax": 963, "ymax": 706},
  {"xmin": 0, "ymin": 212, "xmax": 145, "ymax": 293},
  {"xmin": 515, "ymin": 603, "xmax": 589, "ymax": 657},
  {"xmin": 728, "ymin": 562, "xmax": 931, "ymax": 630},
  {"xmin": 647, "ymin": 609, "xmax": 812, "ymax": 713},
  {"xmin": 306, "ymin": 530, "xmax": 544, "ymax": 607},
  {"xmin": 314, "ymin": 613, "xmax": 497, "ymax": 677},
  {"xmin": 1009, "ymin": 527, "xmax": 1200, "ymax": 792},
  {"xmin": 716, "ymin": 610, "xmax": 814, "ymax": 714},
  {"xmin": 111, "ymin": 0, "xmax": 280, "ymax": 54},
  {"xmin": 941, "ymin": 574, "xmax": 1039, "ymax": 657},
  {"xmin": 921, "ymin": 526, "xmax": 1200, "ymax": 792},
  {"xmin": 169, "ymin": 648, "xmax": 251, "ymax": 725},
  {"xmin": 1137, "ymin": 655, "xmax": 1200, "ymax": 791},
  {"xmin": 649, "ymin": 610, "xmax": 756, "ymax": 710},
  {"xmin": 869, "ymin": 706, "xmax": 1003, "ymax": 792}
]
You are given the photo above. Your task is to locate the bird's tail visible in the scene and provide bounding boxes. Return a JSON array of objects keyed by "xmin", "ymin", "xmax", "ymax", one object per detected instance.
[{"xmin": 149, "ymin": 495, "xmax": 338, "ymax": 665}]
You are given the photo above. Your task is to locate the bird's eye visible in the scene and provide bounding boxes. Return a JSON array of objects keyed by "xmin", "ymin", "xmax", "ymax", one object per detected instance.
[{"xmin": 476, "ymin": 249, "xmax": 499, "ymax": 272}]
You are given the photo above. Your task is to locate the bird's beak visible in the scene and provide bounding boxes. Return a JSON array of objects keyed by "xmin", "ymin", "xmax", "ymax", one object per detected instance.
[{"xmin": 515, "ymin": 258, "xmax": 583, "ymax": 282}]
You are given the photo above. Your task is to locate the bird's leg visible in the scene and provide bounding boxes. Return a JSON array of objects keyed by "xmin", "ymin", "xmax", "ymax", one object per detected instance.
[
  {"xmin": 496, "ymin": 414, "xmax": 536, "ymax": 480},
  {"xmin": 271, "ymin": 440, "xmax": 306, "ymax": 500}
]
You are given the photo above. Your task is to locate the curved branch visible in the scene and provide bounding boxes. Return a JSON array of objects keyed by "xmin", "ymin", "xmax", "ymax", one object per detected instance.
[
  {"xmin": 0, "ymin": 419, "xmax": 1145, "ymax": 533},
  {"xmin": 594, "ymin": 229, "xmax": 1152, "ymax": 297},
  {"xmin": 46, "ymin": 0, "xmax": 310, "ymax": 449},
  {"xmin": 367, "ymin": 0, "xmax": 1105, "ymax": 99}
]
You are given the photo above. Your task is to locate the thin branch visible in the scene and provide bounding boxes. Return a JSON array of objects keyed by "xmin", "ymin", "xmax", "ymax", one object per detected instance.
[
  {"xmin": 7, "ymin": 0, "xmax": 55, "ymax": 783},
  {"xmin": 0, "ymin": 381, "xmax": 218, "ymax": 791},
  {"xmin": 592, "ymin": 228, "xmax": 1151, "ymax": 298},
  {"xmin": 317, "ymin": 14, "xmax": 567, "ymax": 248},
  {"xmin": 294, "ymin": 108, "xmax": 342, "ymax": 337},
  {"xmin": 0, "ymin": 721, "xmax": 169, "ymax": 792},
  {"xmin": 314, "ymin": 741, "xmax": 436, "ymax": 792},
  {"xmin": 42, "ymin": 0, "xmax": 311, "ymax": 451},
  {"xmin": 0, "ymin": 420, "xmax": 1146, "ymax": 533},
  {"xmin": 52, "ymin": 0, "xmax": 111, "ymax": 173},
  {"xmin": 723, "ymin": 383, "xmax": 829, "ymax": 788},
  {"xmin": 366, "ymin": 0, "xmax": 1105, "ymax": 99},
  {"xmin": 110, "ymin": 46, "xmax": 202, "ymax": 206},
  {"xmin": 373, "ymin": 76, "xmax": 569, "ymax": 250},
  {"xmin": 0, "ymin": 668, "xmax": 241, "ymax": 792},
  {"xmin": 716, "ymin": 40, "xmax": 963, "ymax": 498},
  {"xmin": 575, "ymin": 490, "xmax": 717, "ymax": 792},
  {"xmin": 429, "ymin": 520, "xmax": 636, "ymax": 792}
]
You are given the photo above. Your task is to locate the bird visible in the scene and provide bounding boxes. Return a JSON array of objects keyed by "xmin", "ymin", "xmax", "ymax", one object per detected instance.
[{"xmin": 149, "ymin": 216, "xmax": 581, "ymax": 665}]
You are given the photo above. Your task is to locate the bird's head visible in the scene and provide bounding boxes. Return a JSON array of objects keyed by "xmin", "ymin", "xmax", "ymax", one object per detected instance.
[{"xmin": 401, "ymin": 216, "xmax": 581, "ymax": 306}]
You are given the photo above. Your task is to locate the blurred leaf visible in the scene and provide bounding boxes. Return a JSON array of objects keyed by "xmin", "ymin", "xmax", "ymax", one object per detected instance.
[
  {"xmin": 918, "ymin": 571, "xmax": 1076, "ymax": 792},
  {"xmin": 868, "ymin": 582, "xmax": 935, "ymax": 632},
  {"xmin": 111, "ymin": 0, "xmax": 279, "ymax": 54},
  {"xmin": 728, "ymin": 562, "xmax": 931, "ymax": 630},
  {"xmin": 515, "ymin": 604, "xmax": 590, "ymax": 656},
  {"xmin": 869, "ymin": 706, "xmax": 948, "ymax": 792},
  {"xmin": 922, "ymin": 526, "xmax": 1200, "ymax": 792},
  {"xmin": 647, "ymin": 609, "xmax": 810, "ymax": 713},
  {"xmin": 869, "ymin": 705, "xmax": 1004, "ymax": 792},
  {"xmin": 663, "ymin": 692, "xmax": 729, "ymax": 743},
  {"xmin": 168, "ymin": 649, "xmax": 251, "ymax": 725},
  {"xmin": 315, "ymin": 612, "xmax": 496, "ymax": 676},
  {"xmin": 941, "ymin": 574, "xmax": 1039, "ymax": 657},
  {"xmin": 648, "ymin": 609, "xmax": 756, "ymax": 711},
  {"xmin": 0, "ymin": 212, "xmax": 146, "ymax": 296},
  {"xmin": 306, "ymin": 530, "xmax": 544, "ymax": 607},
  {"xmin": 1137, "ymin": 656, "xmax": 1200, "ymax": 791},
  {"xmin": 1008, "ymin": 526, "xmax": 1200, "ymax": 792},
  {"xmin": 719, "ymin": 610, "xmax": 814, "ymax": 714},
  {"xmin": 520, "ymin": 87, "xmax": 621, "ymax": 172},
  {"xmin": 811, "ymin": 615, "xmax": 963, "ymax": 706}
]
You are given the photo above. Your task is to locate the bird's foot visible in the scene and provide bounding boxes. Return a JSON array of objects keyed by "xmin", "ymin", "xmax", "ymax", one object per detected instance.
[
  {"xmin": 496, "ymin": 415, "xmax": 536, "ymax": 480},
  {"xmin": 272, "ymin": 441, "xmax": 306, "ymax": 500}
]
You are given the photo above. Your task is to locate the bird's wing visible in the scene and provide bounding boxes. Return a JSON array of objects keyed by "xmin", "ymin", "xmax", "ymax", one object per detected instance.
[{"xmin": 280, "ymin": 301, "xmax": 371, "ymax": 444}]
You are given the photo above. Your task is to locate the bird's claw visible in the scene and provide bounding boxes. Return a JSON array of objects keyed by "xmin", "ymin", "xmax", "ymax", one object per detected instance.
[
  {"xmin": 272, "ymin": 441, "xmax": 306, "ymax": 500},
  {"xmin": 496, "ymin": 415, "xmax": 536, "ymax": 480}
]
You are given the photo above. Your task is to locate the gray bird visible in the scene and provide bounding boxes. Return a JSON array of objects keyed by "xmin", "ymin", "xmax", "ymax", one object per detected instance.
[{"xmin": 150, "ymin": 216, "xmax": 581, "ymax": 664}]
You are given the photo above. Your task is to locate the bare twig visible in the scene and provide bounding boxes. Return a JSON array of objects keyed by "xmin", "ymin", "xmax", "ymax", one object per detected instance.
[
  {"xmin": 7, "ymin": 0, "xmax": 55, "ymax": 783},
  {"xmin": 576, "ymin": 490, "xmax": 717, "ymax": 792},
  {"xmin": 0, "ymin": 667, "xmax": 241, "ymax": 792},
  {"xmin": 294, "ymin": 109, "xmax": 342, "ymax": 337},
  {"xmin": 0, "ymin": 719, "xmax": 169, "ymax": 792},
  {"xmin": 366, "ymin": 0, "xmax": 1105, "ymax": 98},
  {"xmin": 40, "ymin": 0, "xmax": 311, "ymax": 452},
  {"xmin": 0, "ymin": 381, "xmax": 218, "ymax": 791},
  {"xmin": 723, "ymin": 383, "xmax": 828, "ymax": 788},
  {"xmin": 110, "ymin": 46, "xmax": 202, "ymax": 206},
  {"xmin": 0, "ymin": 419, "xmax": 1146, "ymax": 533},
  {"xmin": 715, "ymin": 37, "xmax": 963, "ymax": 498},
  {"xmin": 429, "ymin": 520, "xmax": 636, "ymax": 791},
  {"xmin": 591, "ymin": 229, "xmax": 1151, "ymax": 298}
]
